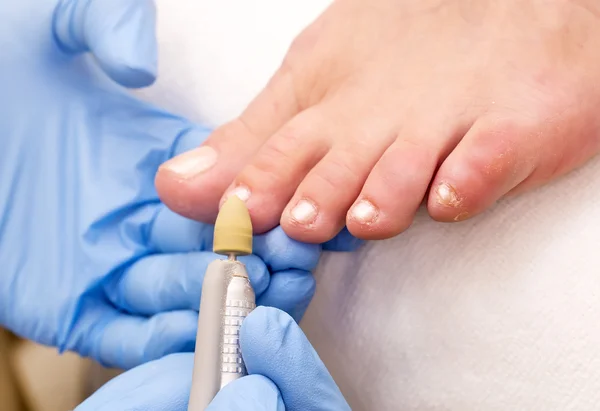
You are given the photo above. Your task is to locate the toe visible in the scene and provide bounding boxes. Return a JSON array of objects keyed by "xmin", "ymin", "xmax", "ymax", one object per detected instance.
[
  {"xmin": 221, "ymin": 107, "xmax": 330, "ymax": 233},
  {"xmin": 281, "ymin": 138, "xmax": 391, "ymax": 243},
  {"xmin": 428, "ymin": 117, "xmax": 539, "ymax": 222},
  {"xmin": 155, "ymin": 66, "xmax": 300, "ymax": 223},
  {"xmin": 347, "ymin": 138, "xmax": 439, "ymax": 239}
]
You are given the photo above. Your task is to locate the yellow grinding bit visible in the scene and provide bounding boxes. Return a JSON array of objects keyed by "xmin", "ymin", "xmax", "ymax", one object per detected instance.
[{"xmin": 213, "ymin": 196, "xmax": 253, "ymax": 255}]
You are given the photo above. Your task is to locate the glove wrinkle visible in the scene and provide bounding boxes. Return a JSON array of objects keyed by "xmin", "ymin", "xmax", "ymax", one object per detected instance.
[{"xmin": 53, "ymin": 0, "xmax": 91, "ymax": 54}]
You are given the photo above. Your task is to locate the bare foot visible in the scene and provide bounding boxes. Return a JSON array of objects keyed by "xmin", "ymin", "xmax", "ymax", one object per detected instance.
[{"xmin": 156, "ymin": 0, "xmax": 600, "ymax": 242}]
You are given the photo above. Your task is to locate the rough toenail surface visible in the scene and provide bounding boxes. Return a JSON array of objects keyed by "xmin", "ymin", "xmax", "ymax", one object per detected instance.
[
  {"xmin": 350, "ymin": 199, "xmax": 378, "ymax": 224},
  {"xmin": 224, "ymin": 185, "xmax": 251, "ymax": 204},
  {"xmin": 435, "ymin": 183, "xmax": 462, "ymax": 207},
  {"xmin": 290, "ymin": 199, "xmax": 318, "ymax": 225},
  {"xmin": 160, "ymin": 146, "xmax": 218, "ymax": 178}
]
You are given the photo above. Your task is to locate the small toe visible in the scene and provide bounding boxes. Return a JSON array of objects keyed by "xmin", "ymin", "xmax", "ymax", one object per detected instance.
[
  {"xmin": 281, "ymin": 141, "xmax": 388, "ymax": 243},
  {"xmin": 347, "ymin": 138, "xmax": 439, "ymax": 239},
  {"xmin": 428, "ymin": 117, "xmax": 538, "ymax": 222},
  {"xmin": 221, "ymin": 107, "xmax": 330, "ymax": 233}
]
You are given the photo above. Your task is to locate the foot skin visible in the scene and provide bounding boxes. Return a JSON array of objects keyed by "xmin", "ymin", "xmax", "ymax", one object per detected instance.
[{"xmin": 156, "ymin": 0, "xmax": 600, "ymax": 242}]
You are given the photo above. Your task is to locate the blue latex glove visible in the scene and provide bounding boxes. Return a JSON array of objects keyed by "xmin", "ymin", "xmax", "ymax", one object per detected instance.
[
  {"xmin": 75, "ymin": 306, "xmax": 350, "ymax": 411},
  {"xmin": 0, "ymin": 0, "xmax": 362, "ymax": 370}
]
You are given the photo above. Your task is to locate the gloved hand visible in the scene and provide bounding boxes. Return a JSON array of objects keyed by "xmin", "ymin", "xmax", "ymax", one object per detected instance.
[
  {"xmin": 75, "ymin": 306, "xmax": 349, "ymax": 411},
  {"xmin": 0, "ymin": 0, "xmax": 362, "ymax": 370}
]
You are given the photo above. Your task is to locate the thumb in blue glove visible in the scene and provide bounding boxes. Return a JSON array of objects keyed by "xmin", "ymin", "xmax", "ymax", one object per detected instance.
[
  {"xmin": 208, "ymin": 306, "xmax": 350, "ymax": 410},
  {"xmin": 53, "ymin": 0, "xmax": 158, "ymax": 88},
  {"xmin": 74, "ymin": 306, "xmax": 349, "ymax": 411}
]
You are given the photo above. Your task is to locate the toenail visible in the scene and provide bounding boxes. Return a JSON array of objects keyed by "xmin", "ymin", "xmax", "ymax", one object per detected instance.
[
  {"xmin": 435, "ymin": 182, "xmax": 462, "ymax": 207},
  {"xmin": 222, "ymin": 184, "xmax": 251, "ymax": 205},
  {"xmin": 290, "ymin": 199, "xmax": 318, "ymax": 225},
  {"xmin": 160, "ymin": 146, "xmax": 218, "ymax": 178},
  {"xmin": 349, "ymin": 199, "xmax": 378, "ymax": 224}
]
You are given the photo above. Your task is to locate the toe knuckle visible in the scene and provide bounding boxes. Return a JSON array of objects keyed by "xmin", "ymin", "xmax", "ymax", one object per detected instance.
[
  {"xmin": 275, "ymin": 121, "xmax": 311, "ymax": 146},
  {"xmin": 313, "ymin": 155, "xmax": 361, "ymax": 190},
  {"xmin": 220, "ymin": 118, "xmax": 263, "ymax": 147},
  {"xmin": 243, "ymin": 138, "xmax": 302, "ymax": 186},
  {"xmin": 263, "ymin": 138, "xmax": 297, "ymax": 163},
  {"xmin": 243, "ymin": 161, "xmax": 287, "ymax": 189}
]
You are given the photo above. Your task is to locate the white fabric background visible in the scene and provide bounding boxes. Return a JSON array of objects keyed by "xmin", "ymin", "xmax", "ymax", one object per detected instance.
[{"xmin": 140, "ymin": 1, "xmax": 600, "ymax": 409}]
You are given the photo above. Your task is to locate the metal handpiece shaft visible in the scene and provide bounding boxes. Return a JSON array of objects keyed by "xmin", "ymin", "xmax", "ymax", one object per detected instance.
[
  {"xmin": 188, "ymin": 195, "xmax": 255, "ymax": 410},
  {"xmin": 187, "ymin": 259, "xmax": 256, "ymax": 411}
]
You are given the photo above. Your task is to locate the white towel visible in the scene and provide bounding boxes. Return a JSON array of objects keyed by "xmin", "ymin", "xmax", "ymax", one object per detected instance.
[{"xmin": 142, "ymin": 1, "xmax": 600, "ymax": 409}]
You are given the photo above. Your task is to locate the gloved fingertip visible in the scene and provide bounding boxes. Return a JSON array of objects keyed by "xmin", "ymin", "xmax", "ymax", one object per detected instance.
[
  {"xmin": 322, "ymin": 227, "xmax": 365, "ymax": 252},
  {"xmin": 96, "ymin": 60, "xmax": 157, "ymax": 89},
  {"xmin": 53, "ymin": 0, "xmax": 158, "ymax": 88},
  {"xmin": 255, "ymin": 270, "xmax": 315, "ymax": 322},
  {"xmin": 254, "ymin": 226, "xmax": 321, "ymax": 271},
  {"xmin": 240, "ymin": 306, "xmax": 296, "ymax": 353},
  {"xmin": 90, "ymin": 0, "xmax": 158, "ymax": 89}
]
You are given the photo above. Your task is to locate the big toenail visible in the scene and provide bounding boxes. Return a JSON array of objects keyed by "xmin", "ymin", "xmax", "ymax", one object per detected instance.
[
  {"xmin": 435, "ymin": 182, "xmax": 462, "ymax": 207},
  {"xmin": 159, "ymin": 146, "xmax": 218, "ymax": 178},
  {"xmin": 290, "ymin": 199, "xmax": 318, "ymax": 225},
  {"xmin": 222, "ymin": 185, "xmax": 251, "ymax": 205},
  {"xmin": 350, "ymin": 199, "xmax": 378, "ymax": 224}
]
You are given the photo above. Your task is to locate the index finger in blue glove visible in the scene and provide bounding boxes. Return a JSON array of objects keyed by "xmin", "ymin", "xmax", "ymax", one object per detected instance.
[
  {"xmin": 241, "ymin": 307, "xmax": 350, "ymax": 411},
  {"xmin": 253, "ymin": 226, "xmax": 321, "ymax": 272},
  {"xmin": 104, "ymin": 252, "xmax": 270, "ymax": 315},
  {"xmin": 146, "ymin": 210, "xmax": 317, "ymax": 320},
  {"xmin": 53, "ymin": 0, "xmax": 157, "ymax": 88},
  {"xmin": 206, "ymin": 375, "xmax": 284, "ymax": 411},
  {"xmin": 151, "ymin": 211, "xmax": 322, "ymax": 274},
  {"xmin": 75, "ymin": 353, "xmax": 193, "ymax": 411},
  {"xmin": 106, "ymin": 249, "xmax": 316, "ymax": 322}
]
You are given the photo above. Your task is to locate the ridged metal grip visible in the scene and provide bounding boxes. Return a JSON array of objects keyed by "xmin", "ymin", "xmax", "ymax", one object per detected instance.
[
  {"xmin": 221, "ymin": 298, "xmax": 254, "ymax": 376},
  {"xmin": 188, "ymin": 259, "xmax": 256, "ymax": 411}
]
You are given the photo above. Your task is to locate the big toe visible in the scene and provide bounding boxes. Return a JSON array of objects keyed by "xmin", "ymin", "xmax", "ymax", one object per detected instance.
[
  {"xmin": 156, "ymin": 119, "xmax": 265, "ymax": 223},
  {"xmin": 156, "ymin": 67, "xmax": 300, "ymax": 223}
]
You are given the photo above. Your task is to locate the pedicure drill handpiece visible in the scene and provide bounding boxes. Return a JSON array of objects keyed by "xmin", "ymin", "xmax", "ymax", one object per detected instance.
[{"xmin": 187, "ymin": 196, "xmax": 256, "ymax": 411}]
